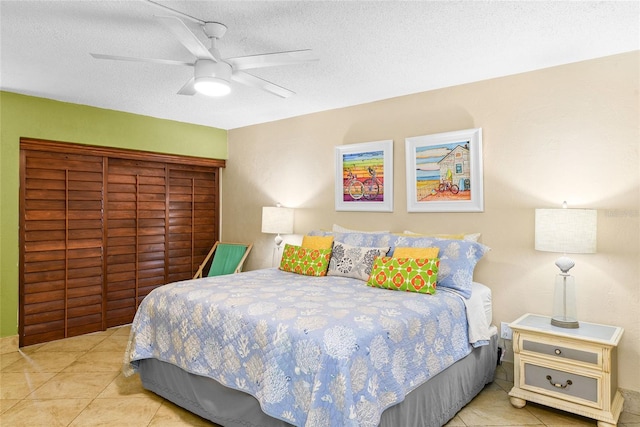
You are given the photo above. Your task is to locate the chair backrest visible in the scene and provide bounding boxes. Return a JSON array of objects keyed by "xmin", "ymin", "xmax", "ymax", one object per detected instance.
[
  {"xmin": 193, "ymin": 241, "xmax": 253, "ymax": 279},
  {"xmin": 208, "ymin": 243, "xmax": 251, "ymax": 276}
]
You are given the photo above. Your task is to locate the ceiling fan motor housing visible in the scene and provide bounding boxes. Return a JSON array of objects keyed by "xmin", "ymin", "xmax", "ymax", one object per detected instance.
[{"xmin": 193, "ymin": 60, "xmax": 232, "ymax": 96}]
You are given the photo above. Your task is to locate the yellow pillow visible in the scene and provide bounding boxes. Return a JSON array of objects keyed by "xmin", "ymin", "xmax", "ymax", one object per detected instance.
[
  {"xmin": 302, "ymin": 235, "xmax": 334, "ymax": 250},
  {"xmin": 393, "ymin": 247, "xmax": 439, "ymax": 259}
]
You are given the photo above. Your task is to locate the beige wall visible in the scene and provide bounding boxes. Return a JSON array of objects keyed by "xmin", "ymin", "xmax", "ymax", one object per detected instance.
[{"xmin": 223, "ymin": 51, "xmax": 639, "ymax": 393}]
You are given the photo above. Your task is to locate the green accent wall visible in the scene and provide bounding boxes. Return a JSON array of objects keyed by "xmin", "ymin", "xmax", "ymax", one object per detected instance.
[{"xmin": 0, "ymin": 91, "xmax": 227, "ymax": 337}]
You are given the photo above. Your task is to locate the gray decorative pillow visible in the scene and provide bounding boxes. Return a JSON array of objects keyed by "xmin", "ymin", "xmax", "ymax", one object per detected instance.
[{"xmin": 327, "ymin": 241, "xmax": 390, "ymax": 281}]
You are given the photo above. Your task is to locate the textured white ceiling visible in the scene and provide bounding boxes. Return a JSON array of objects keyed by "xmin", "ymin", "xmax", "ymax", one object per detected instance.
[{"xmin": 1, "ymin": 1, "xmax": 638, "ymax": 130}]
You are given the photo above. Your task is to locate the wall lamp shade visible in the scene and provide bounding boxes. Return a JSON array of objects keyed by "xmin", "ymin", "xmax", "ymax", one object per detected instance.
[
  {"xmin": 261, "ymin": 206, "xmax": 294, "ymax": 247},
  {"xmin": 535, "ymin": 207, "xmax": 597, "ymax": 329}
]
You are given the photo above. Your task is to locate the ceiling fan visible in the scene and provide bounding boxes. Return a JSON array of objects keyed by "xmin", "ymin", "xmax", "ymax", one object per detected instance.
[{"xmin": 91, "ymin": 1, "xmax": 318, "ymax": 98}]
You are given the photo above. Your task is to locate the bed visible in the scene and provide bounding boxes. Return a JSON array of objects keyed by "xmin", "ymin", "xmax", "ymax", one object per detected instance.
[{"xmin": 124, "ymin": 232, "xmax": 497, "ymax": 427}]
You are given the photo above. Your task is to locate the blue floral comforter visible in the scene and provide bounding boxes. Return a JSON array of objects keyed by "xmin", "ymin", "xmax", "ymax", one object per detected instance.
[{"xmin": 125, "ymin": 268, "xmax": 476, "ymax": 427}]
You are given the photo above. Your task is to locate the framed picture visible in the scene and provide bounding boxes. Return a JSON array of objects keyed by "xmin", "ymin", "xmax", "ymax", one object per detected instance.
[
  {"xmin": 405, "ymin": 128, "xmax": 483, "ymax": 212},
  {"xmin": 335, "ymin": 140, "xmax": 393, "ymax": 212}
]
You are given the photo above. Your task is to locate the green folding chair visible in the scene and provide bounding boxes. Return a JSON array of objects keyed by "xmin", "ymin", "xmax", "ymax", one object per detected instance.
[{"xmin": 193, "ymin": 242, "xmax": 253, "ymax": 279}]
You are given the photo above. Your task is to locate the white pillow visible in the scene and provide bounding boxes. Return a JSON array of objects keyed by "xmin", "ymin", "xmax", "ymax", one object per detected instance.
[
  {"xmin": 327, "ymin": 241, "xmax": 390, "ymax": 281},
  {"xmin": 333, "ymin": 224, "xmax": 389, "ymax": 234},
  {"xmin": 403, "ymin": 230, "xmax": 481, "ymax": 242},
  {"xmin": 463, "ymin": 233, "xmax": 481, "ymax": 242}
]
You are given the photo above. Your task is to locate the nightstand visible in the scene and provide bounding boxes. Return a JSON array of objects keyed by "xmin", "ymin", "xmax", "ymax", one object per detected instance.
[{"xmin": 508, "ymin": 313, "xmax": 624, "ymax": 427}]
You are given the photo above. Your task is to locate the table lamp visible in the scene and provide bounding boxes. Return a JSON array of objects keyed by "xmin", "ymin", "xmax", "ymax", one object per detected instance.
[
  {"xmin": 535, "ymin": 203, "xmax": 597, "ymax": 328},
  {"xmin": 262, "ymin": 204, "xmax": 294, "ymax": 247}
]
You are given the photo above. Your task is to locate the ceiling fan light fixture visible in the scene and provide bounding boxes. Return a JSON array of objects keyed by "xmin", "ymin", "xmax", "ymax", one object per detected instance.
[
  {"xmin": 193, "ymin": 59, "xmax": 232, "ymax": 96},
  {"xmin": 194, "ymin": 76, "xmax": 231, "ymax": 96}
]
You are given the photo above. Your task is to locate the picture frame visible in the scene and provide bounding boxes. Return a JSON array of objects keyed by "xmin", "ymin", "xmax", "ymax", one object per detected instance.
[
  {"xmin": 405, "ymin": 128, "xmax": 483, "ymax": 212},
  {"xmin": 335, "ymin": 140, "xmax": 393, "ymax": 212}
]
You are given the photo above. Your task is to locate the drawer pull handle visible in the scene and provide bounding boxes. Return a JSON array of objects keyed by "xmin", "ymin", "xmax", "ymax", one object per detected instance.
[
  {"xmin": 546, "ymin": 375, "xmax": 572, "ymax": 389},
  {"xmin": 554, "ymin": 348, "xmax": 562, "ymax": 355}
]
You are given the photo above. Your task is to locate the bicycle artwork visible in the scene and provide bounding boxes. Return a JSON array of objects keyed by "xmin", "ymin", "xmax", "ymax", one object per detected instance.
[
  {"xmin": 335, "ymin": 140, "xmax": 393, "ymax": 212},
  {"xmin": 345, "ymin": 169, "xmax": 364, "ymax": 200},
  {"xmin": 344, "ymin": 166, "xmax": 381, "ymax": 201}
]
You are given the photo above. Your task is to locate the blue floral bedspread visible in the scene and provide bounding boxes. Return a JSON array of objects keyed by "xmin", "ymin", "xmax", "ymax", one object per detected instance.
[{"xmin": 124, "ymin": 268, "xmax": 475, "ymax": 427}]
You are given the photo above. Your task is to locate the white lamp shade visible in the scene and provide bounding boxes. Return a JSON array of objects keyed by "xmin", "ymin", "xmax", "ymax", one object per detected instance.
[
  {"xmin": 261, "ymin": 207, "xmax": 294, "ymax": 235},
  {"xmin": 535, "ymin": 208, "xmax": 597, "ymax": 254}
]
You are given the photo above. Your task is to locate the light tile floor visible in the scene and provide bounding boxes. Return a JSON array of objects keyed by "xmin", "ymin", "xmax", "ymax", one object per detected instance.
[{"xmin": 1, "ymin": 326, "xmax": 639, "ymax": 427}]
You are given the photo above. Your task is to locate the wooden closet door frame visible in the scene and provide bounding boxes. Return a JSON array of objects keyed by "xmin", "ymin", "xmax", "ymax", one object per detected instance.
[{"xmin": 19, "ymin": 138, "xmax": 225, "ymax": 347}]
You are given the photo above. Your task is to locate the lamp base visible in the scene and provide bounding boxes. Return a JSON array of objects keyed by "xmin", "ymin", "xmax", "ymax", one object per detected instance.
[
  {"xmin": 551, "ymin": 273, "xmax": 579, "ymax": 329},
  {"xmin": 551, "ymin": 316, "xmax": 579, "ymax": 329}
]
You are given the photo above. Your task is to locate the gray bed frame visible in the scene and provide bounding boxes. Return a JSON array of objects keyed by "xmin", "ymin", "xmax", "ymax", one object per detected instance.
[{"xmin": 137, "ymin": 333, "xmax": 498, "ymax": 427}]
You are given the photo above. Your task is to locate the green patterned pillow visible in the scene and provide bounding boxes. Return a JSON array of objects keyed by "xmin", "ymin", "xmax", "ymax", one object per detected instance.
[
  {"xmin": 279, "ymin": 244, "xmax": 332, "ymax": 276},
  {"xmin": 367, "ymin": 257, "xmax": 439, "ymax": 294}
]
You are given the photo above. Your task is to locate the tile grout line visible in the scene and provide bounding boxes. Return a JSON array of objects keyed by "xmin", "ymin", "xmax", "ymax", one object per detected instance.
[{"xmin": 147, "ymin": 399, "xmax": 164, "ymax": 427}]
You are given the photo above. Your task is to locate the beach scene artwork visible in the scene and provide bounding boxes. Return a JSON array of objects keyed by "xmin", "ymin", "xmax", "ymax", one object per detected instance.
[
  {"xmin": 406, "ymin": 128, "xmax": 482, "ymax": 213},
  {"xmin": 414, "ymin": 141, "xmax": 472, "ymax": 202},
  {"xmin": 342, "ymin": 150, "xmax": 384, "ymax": 202}
]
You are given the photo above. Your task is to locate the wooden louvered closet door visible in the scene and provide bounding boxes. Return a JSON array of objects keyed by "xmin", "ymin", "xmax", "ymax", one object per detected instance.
[
  {"xmin": 19, "ymin": 139, "xmax": 223, "ymax": 347},
  {"xmin": 105, "ymin": 158, "xmax": 168, "ymax": 328},
  {"xmin": 167, "ymin": 165, "xmax": 219, "ymax": 283},
  {"xmin": 20, "ymin": 148, "xmax": 105, "ymax": 346}
]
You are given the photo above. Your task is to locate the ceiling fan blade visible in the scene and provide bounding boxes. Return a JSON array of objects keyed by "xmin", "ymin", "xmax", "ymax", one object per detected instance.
[
  {"xmin": 231, "ymin": 71, "xmax": 294, "ymax": 98},
  {"xmin": 177, "ymin": 77, "xmax": 197, "ymax": 95},
  {"xmin": 145, "ymin": 0, "xmax": 205, "ymax": 25},
  {"xmin": 155, "ymin": 16, "xmax": 215, "ymax": 61},
  {"xmin": 226, "ymin": 49, "xmax": 319, "ymax": 71},
  {"xmin": 90, "ymin": 53, "xmax": 192, "ymax": 67}
]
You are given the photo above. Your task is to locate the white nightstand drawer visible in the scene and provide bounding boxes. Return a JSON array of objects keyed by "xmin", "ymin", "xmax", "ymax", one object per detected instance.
[
  {"xmin": 522, "ymin": 339, "xmax": 599, "ymax": 366},
  {"xmin": 522, "ymin": 362, "xmax": 601, "ymax": 408}
]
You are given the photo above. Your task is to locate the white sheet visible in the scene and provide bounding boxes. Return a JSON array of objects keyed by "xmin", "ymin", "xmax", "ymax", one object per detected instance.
[{"xmin": 464, "ymin": 282, "xmax": 497, "ymax": 346}]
